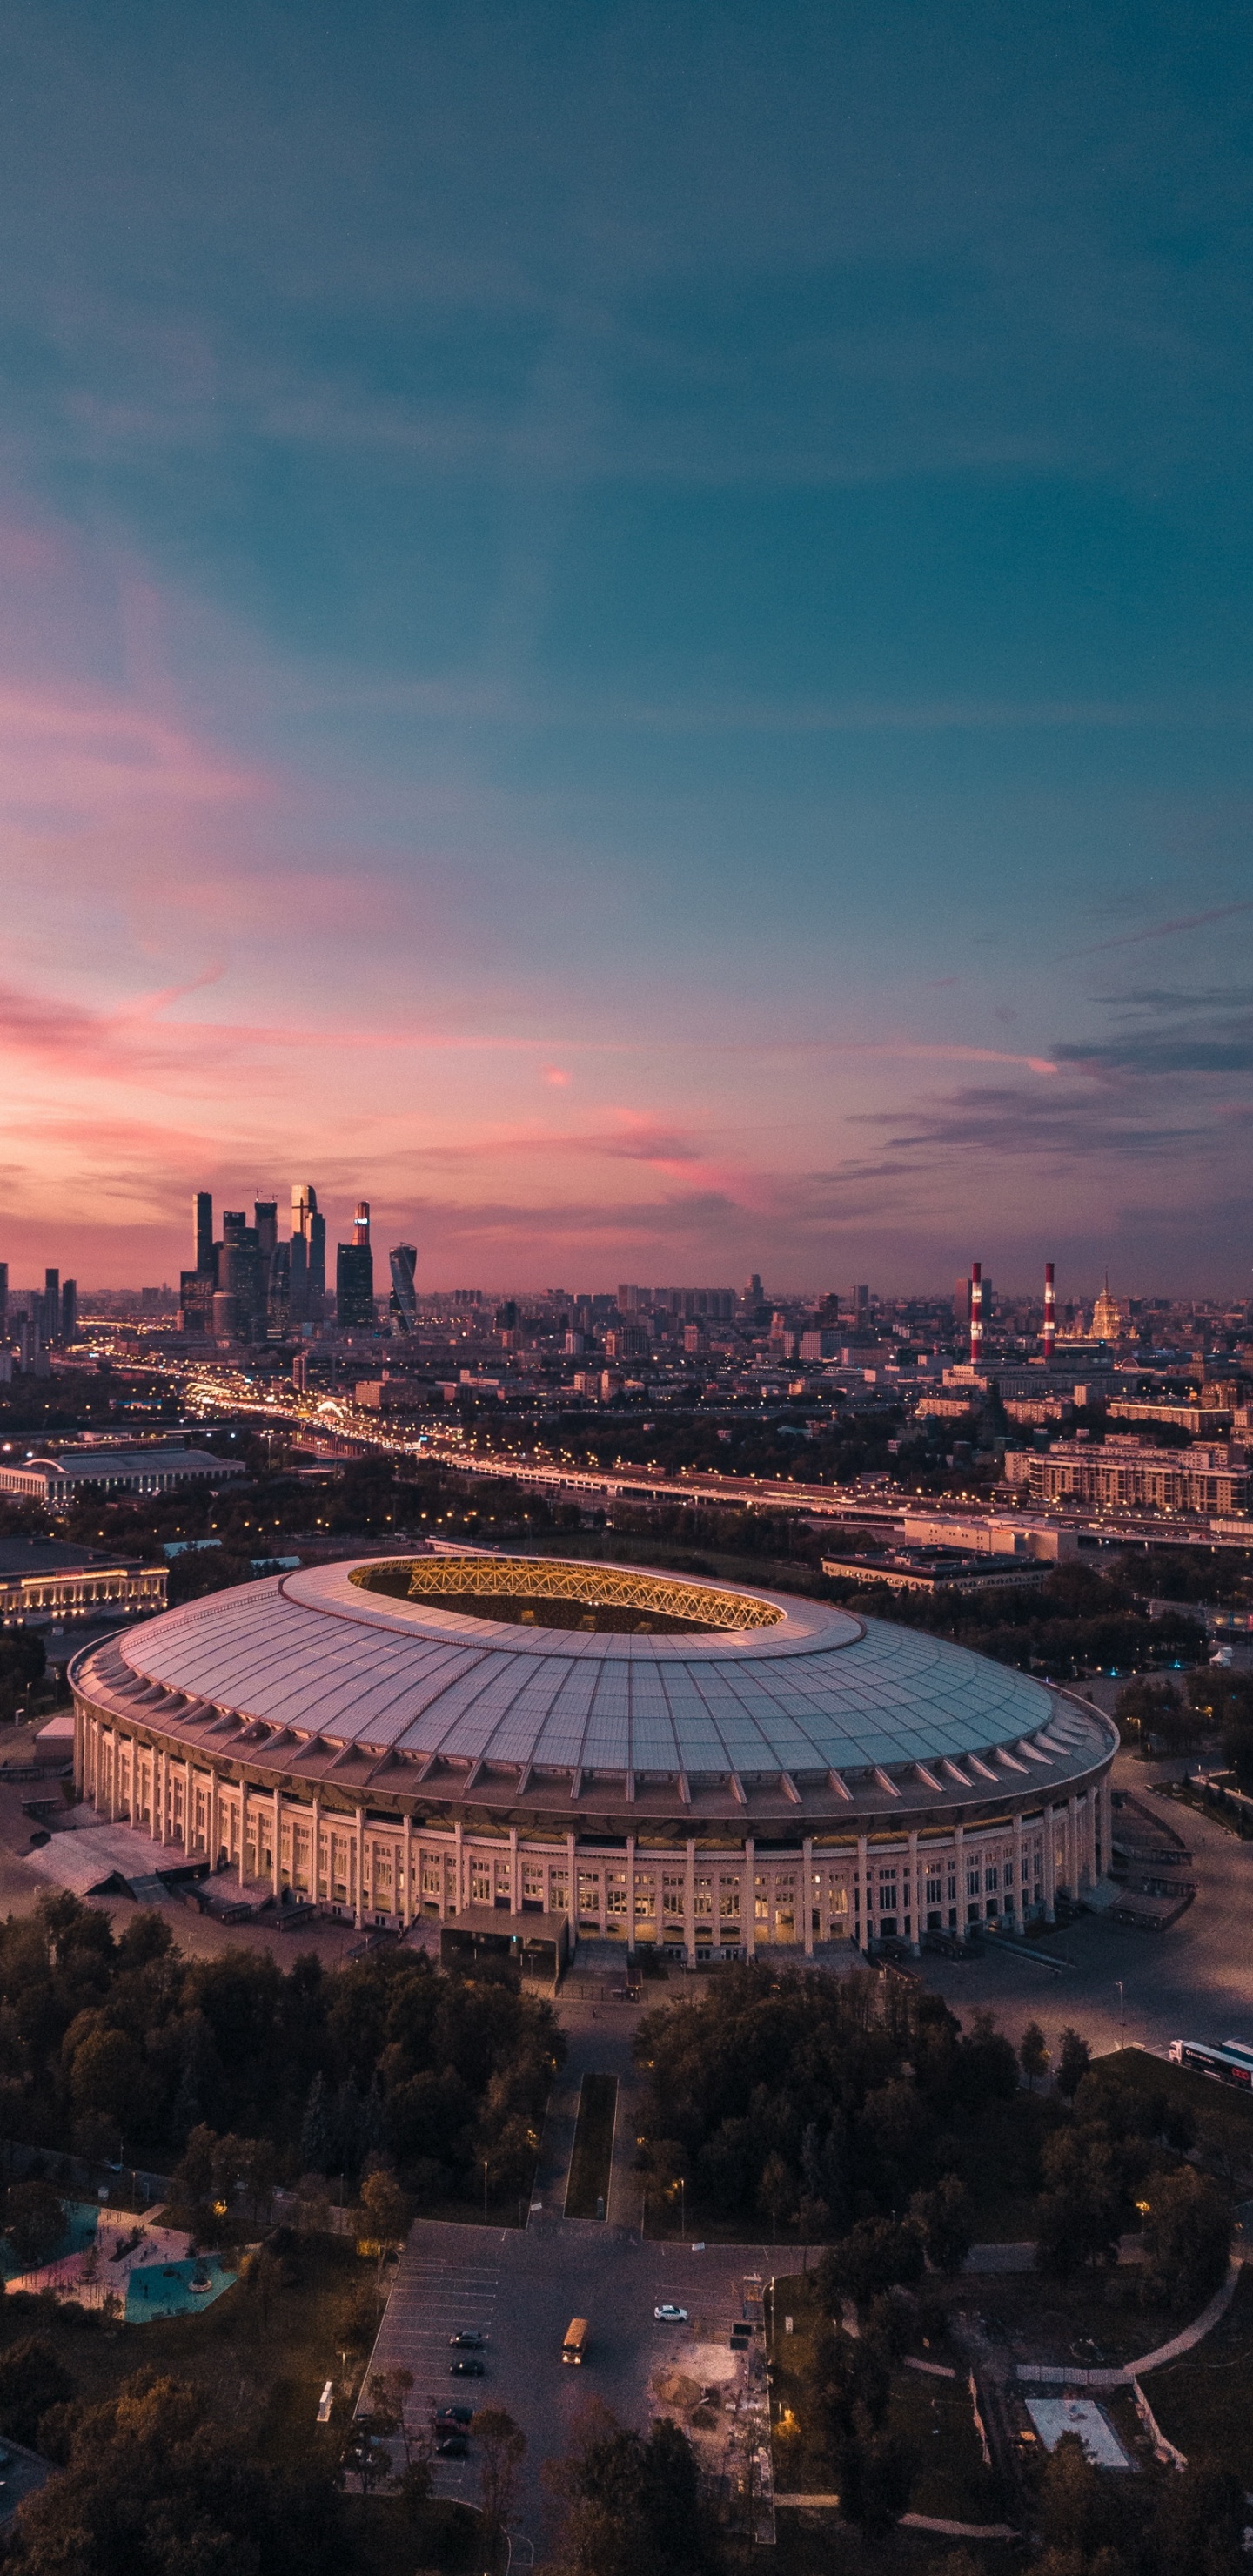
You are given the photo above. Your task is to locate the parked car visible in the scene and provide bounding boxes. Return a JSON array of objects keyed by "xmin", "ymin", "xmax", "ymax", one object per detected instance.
[
  {"xmin": 449, "ymin": 2330, "xmax": 486, "ymax": 2349},
  {"xmin": 434, "ymin": 2406, "xmax": 474, "ymax": 2427},
  {"xmin": 435, "ymin": 2432, "xmax": 467, "ymax": 2458},
  {"xmin": 654, "ymin": 2304, "xmax": 688, "ymax": 2324},
  {"xmin": 449, "ymin": 2357, "xmax": 486, "ymax": 2378}
]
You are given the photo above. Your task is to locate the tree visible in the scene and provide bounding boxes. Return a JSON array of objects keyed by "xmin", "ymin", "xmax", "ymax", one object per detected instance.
[
  {"xmin": 243, "ymin": 2244, "xmax": 285, "ymax": 2334},
  {"xmin": 0, "ymin": 2338, "xmax": 76, "ymax": 2446},
  {"xmin": 1019, "ymin": 2021, "xmax": 1049, "ymax": 2091},
  {"xmin": 1039, "ymin": 2431, "xmax": 1122, "ymax": 2565},
  {"xmin": 837, "ymin": 2410, "xmax": 913, "ymax": 2539},
  {"xmin": 814, "ymin": 2216, "xmax": 924, "ymax": 2314},
  {"xmin": 472, "ymin": 2405, "xmax": 526, "ymax": 2546},
  {"xmin": 370, "ymin": 2367, "xmax": 418, "ymax": 2466},
  {"xmin": 1140, "ymin": 2166, "xmax": 1232, "ymax": 2310},
  {"xmin": 757, "ymin": 2151, "xmax": 794, "ymax": 2242},
  {"xmin": 546, "ymin": 2402, "xmax": 714, "ymax": 2576},
  {"xmin": 1055, "ymin": 2028, "xmax": 1091, "ymax": 2099},
  {"xmin": 909, "ymin": 2173, "xmax": 974, "ymax": 2275},
  {"xmin": 1035, "ymin": 2130, "xmax": 1125, "ymax": 2277},
  {"xmin": 3, "ymin": 2179, "xmax": 66, "ymax": 2271},
  {"xmin": 301, "ymin": 2069, "xmax": 332, "ymax": 2172},
  {"xmin": 1150, "ymin": 2460, "xmax": 1248, "ymax": 2576},
  {"xmin": 339, "ymin": 2408, "xmax": 397, "ymax": 2509},
  {"xmin": 359, "ymin": 2168, "xmax": 412, "ymax": 2278}
]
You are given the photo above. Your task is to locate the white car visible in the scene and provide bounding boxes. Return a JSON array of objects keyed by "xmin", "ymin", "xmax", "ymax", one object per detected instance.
[{"xmin": 654, "ymin": 2304, "xmax": 688, "ymax": 2324}]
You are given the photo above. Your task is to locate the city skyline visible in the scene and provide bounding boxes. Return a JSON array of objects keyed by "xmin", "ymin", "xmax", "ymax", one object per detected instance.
[{"xmin": 0, "ymin": 4, "xmax": 1250, "ymax": 1289}]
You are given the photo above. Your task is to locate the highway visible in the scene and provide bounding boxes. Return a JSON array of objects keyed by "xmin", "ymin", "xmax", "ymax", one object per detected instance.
[{"xmin": 171, "ymin": 1362, "xmax": 1253, "ymax": 1555}]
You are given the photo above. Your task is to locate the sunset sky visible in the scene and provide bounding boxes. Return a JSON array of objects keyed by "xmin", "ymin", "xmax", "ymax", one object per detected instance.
[{"xmin": 2, "ymin": 2, "xmax": 1251, "ymax": 1294}]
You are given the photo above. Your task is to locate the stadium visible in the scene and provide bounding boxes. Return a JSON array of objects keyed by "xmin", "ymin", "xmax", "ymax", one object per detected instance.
[{"xmin": 69, "ymin": 1553, "xmax": 1117, "ymax": 1960}]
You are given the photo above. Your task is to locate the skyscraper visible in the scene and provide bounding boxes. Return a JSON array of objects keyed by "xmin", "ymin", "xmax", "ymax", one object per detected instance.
[
  {"xmin": 389, "ymin": 1243, "xmax": 418, "ymax": 1334},
  {"xmin": 43, "ymin": 1269, "xmax": 60, "ymax": 1348},
  {"xmin": 194, "ymin": 1192, "xmax": 214, "ymax": 1277},
  {"xmin": 337, "ymin": 1201, "xmax": 375, "ymax": 1328},
  {"xmin": 0, "ymin": 1265, "xmax": 8, "ymax": 1339},
  {"xmin": 221, "ymin": 1211, "xmax": 264, "ymax": 1341},
  {"xmin": 291, "ymin": 1182, "xmax": 326, "ymax": 1321},
  {"xmin": 61, "ymin": 1280, "xmax": 77, "ymax": 1345}
]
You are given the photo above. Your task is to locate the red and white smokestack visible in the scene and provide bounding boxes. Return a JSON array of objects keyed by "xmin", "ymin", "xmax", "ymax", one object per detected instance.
[
  {"xmin": 1042, "ymin": 1260, "xmax": 1056, "ymax": 1363},
  {"xmin": 969, "ymin": 1261, "xmax": 983, "ymax": 1366}
]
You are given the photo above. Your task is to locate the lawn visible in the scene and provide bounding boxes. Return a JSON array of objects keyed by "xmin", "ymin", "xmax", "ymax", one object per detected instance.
[
  {"xmin": 564, "ymin": 2072, "xmax": 618, "ymax": 2219},
  {"xmin": 1138, "ymin": 2262, "xmax": 1253, "ymax": 2485},
  {"xmin": 1090, "ymin": 2045, "xmax": 1253, "ymax": 2184}
]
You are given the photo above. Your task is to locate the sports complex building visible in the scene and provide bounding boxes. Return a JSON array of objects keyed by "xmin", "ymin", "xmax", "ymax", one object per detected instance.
[{"xmin": 68, "ymin": 1554, "xmax": 1117, "ymax": 1961}]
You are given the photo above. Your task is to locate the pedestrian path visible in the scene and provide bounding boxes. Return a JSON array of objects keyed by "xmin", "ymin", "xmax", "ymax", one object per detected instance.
[{"xmin": 1015, "ymin": 2255, "xmax": 1243, "ymax": 2387}]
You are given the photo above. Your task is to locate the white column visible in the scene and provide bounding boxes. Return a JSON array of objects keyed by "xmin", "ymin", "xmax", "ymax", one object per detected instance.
[
  {"xmin": 454, "ymin": 1820, "xmax": 464, "ymax": 1915},
  {"xmin": 272, "ymin": 1787, "xmax": 282, "ymax": 1898},
  {"xmin": 802, "ymin": 1835, "xmax": 814, "ymax": 1957},
  {"xmin": 1067, "ymin": 1794, "xmax": 1081, "ymax": 1896},
  {"xmin": 158, "ymin": 1747, "xmax": 168, "ymax": 1846},
  {"xmin": 1012, "ymin": 1811, "xmax": 1024, "ymax": 1932},
  {"xmin": 150, "ymin": 1741, "xmax": 161, "ymax": 1841},
  {"xmin": 73, "ymin": 1699, "xmax": 84, "ymax": 1794},
  {"xmin": 626, "ymin": 1832, "xmax": 637, "ymax": 1958},
  {"xmin": 210, "ymin": 1768, "xmax": 219, "ymax": 1866},
  {"xmin": 509, "ymin": 1825, "xmax": 519, "ymax": 1914},
  {"xmin": 856, "ymin": 1830, "xmax": 868, "ymax": 1951},
  {"xmin": 355, "ymin": 1809, "xmax": 365, "ymax": 1928},
  {"xmin": 954, "ymin": 1821, "xmax": 967, "ymax": 1938},
  {"xmin": 238, "ymin": 1786, "xmax": 248, "ymax": 1888},
  {"xmin": 685, "ymin": 1836, "xmax": 697, "ymax": 1969},
  {"xmin": 402, "ymin": 1812, "xmax": 412, "ymax": 1928},
  {"xmin": 566, "ymin": 1829, "xmax": 577, "ymax": 1953},
  {"xmin": 908, "ymin": 1828, "xmax": 920, "ymax": 1956},
  {"xmin": 1042, "ymin": 1803, "xmax": 1056, "ymax": 1922},
  {"xmin": 744, "ymin": 1837, "xmax": 755, "ymax": 1962}
]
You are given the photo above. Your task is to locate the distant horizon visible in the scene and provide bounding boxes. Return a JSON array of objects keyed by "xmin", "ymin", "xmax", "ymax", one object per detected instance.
[{"xmin": 7, "ymin": 1259, "xmax": 1238, "ymax": 1309}]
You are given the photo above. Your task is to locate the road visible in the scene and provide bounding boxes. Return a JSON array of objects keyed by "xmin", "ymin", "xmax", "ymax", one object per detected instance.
[{"xmin": 911, "ymin": 1745, "xmax": 1253, "ymax": 2063}]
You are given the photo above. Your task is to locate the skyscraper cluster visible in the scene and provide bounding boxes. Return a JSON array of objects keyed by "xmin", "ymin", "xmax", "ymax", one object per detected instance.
[
  {"xmin": 0, "ymin": 1265, "xmax": 77, "ymax": 1375},
  {"xmin": 179, "ymin": 1188, "xmax": 416, "ymax": 1344}
]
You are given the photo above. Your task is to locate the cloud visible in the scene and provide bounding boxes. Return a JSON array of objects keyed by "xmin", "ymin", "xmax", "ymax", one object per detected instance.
[{"xmin": 1056, "ymin": 899, "xmax": 1253, "ymax": 963}]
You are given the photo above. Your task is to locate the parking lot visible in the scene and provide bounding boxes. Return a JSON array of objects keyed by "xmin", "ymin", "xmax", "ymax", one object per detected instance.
[
  {"xmin": 364, "ymin": 2214, "xmax": 774, "ymax": 2552},
  {"xmin": 362, "ymin": 2240, "xmax": 506, "ymax": 2506}
]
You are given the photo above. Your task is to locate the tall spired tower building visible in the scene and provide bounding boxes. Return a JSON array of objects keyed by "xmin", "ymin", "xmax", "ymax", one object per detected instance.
[{"xmin": 291, "ymin": 1184, "xmax": 326, "ymax": 1322}]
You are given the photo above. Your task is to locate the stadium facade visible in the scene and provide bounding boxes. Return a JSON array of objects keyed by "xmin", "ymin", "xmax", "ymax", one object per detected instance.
[{"xmin": 69, "ymin": 1555, "xmax": 1117, "ymax": 1959}]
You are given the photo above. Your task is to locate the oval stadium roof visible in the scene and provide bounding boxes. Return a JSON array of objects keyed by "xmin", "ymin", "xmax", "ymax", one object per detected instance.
[{"xmin": 68, "ymin": 1554, "xmax": 1116, "ymax": 1826}]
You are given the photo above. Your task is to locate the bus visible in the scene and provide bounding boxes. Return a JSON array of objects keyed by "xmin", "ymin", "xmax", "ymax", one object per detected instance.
[
  {"xmin": 562, "ymin": 2318, "xmax": 589, "ymax": 2365},
  {"xmin": 1169, "ymin": 2040, "xmax": 1253, "ymax": 2089}
]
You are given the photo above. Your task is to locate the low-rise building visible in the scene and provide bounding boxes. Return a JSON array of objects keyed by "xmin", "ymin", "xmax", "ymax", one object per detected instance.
[
  {"xmin": 0, "ymin": 1540, "xmax": 166, "ymax": 1625},
  {"xmin": 822, "ymin": 1547, "xmax": 1050, "ymax": 1596},
  {"xmin": 1108, "ymin": 1399, "xmax": 1231, "ymax": 1436},
  {"xmin": 0, "ymin": 1446, "xmax": 247, "ymax": 1509},
  {"xmin": 1008, "ymin": 1437, "xmax": 1250, "ymax": 1519}
]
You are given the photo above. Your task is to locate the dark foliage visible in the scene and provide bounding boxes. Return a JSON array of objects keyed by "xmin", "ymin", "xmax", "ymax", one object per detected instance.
[
  {"xmin": 547, "ymin": 2401, "xmax": 719, "ymax": 2576},
  {"xmin": 0, "ymin": 1892, "xmax": 562, "ymax": 2206},
  {"xmin": 2, "ymin": 2365, "xmax": 342, "ymax": 2576},
  {"xmin": 633, "ymin": 1965, "xmax": 1025, "ymax": 2237}
]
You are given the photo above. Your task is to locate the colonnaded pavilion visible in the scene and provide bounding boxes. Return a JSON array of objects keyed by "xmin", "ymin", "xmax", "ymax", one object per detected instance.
[{"xmin": 70, "ymin": 1553, "xmax": 1117, "ymax": 1960}]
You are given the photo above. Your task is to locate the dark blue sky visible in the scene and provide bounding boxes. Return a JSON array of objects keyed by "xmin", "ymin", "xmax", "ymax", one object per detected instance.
[{"xmin": 0, "ymin": 1, "xmax": 1250, "ymax": 1289}]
